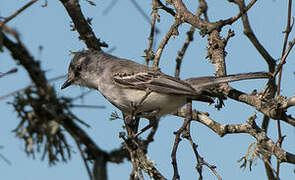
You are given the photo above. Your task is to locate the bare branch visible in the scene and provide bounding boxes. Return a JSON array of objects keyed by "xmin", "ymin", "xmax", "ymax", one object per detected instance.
[
  {"xmin": 153, "ymin": 19, "xmax": 181, "ymax": 67},
  {"xmin": 174, "ymin": 26, "xmax": 195, "ymax": 79},
  {"xmin": 264, "ymin": 156, "xmax": 276, "ymax": 180},
  {"xmin": 182, "ymin": 106, "xmax": 223, "ymax": 180},
  {"xmin": 197, "ymin": 0, "xmax": 209, "ymax": 20},
  {"xmin": 142, "ymin": 118, "xmax": 160, "ymax": 149},
  {"xmin": 220, "ymin": 84, "xmax": 295, "ymax": 126},
  {"xmin": 277, "ymin": 0, "xmax": 294, "ymax": 95},
  {"xmin": 70, "ymin": 104, "xmax": 105, "ymax": 109},
  {"xmin": 102, "ymin": 0, "xmax": 119, "ymax": 15},
  {"xmin": 59, "ymin": 0, "xmax": 107, "ymax": 50},
  {"xmin": 0, "ymin": 74, "xmax": 66, "ymax": 100},
  {"xmin": 0, "ymin": 68, "xmax": 17, "ymax": 78},
  {"xmin": 222, "ymin": 29, "xmax": 235, "ymax": 47},
  {"xmin": 174, "ymin": 110, "xmax": 295, "ymax": 165},
  {"xmin": 144, "ymin": 0, "xmax": 159, "ymax": 66},
  {"xmin": 120, "ymin": 132, "xmax": 167, "ymax": 180},
  {"xmin": 174, "ymin": 0, "xmax": 209, "ymax": 78},
  {"xmin": 171, "ymin": 0, "xmax": 218, "ymax": 33},
  {"xmin": 0, "ymin": 0, "xmax": 38, "ymax": 28},
  {"xmin": 0, "ymin": 146, "xmax": 12, "ymax": 165},
  {"xmin": 222, "ymin": 0, "xmax": 257, "ymax": 26},
  {"xmin": 155, "ymin": 0, "xmax": 176, "ymax": 16},
  {"xmin": 171, "ymin": 99, "xmax": 192, "ymax": 180},
  {"xmin": 273, "ymin": 39, "xmax": 295, "ymax": 77},
  {"xmin": 207, "ymin": 30, "xmax": 227, "ymax": 76},
  {"xmin": 121, "ymin": 115, "xmax": 166, "ymax": 179},
  {"xmin": 76, "ymin": 142, "xmax": 94, "ymax": 180},
  {"xmin": 232, "ymin": 0, "xmax": 276, "ymax": 72},
  {"xmin": 2, "ymin": 31, "xmax": 113, "ymax": 169}
]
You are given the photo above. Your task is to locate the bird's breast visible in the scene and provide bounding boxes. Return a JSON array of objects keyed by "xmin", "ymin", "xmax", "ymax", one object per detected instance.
[{"xmin": 97, "ymin": 82, "xmax": 186, "ymax": 117}]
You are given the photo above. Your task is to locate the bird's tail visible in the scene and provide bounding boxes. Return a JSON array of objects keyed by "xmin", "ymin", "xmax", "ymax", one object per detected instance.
[{"xmin": 185, "ymin": 72, "xmax": 272, "ymax": 91}]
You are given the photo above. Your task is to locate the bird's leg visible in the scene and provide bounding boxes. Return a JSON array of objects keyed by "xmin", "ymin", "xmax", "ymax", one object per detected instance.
[
  {"xmin": 134, "ymin": 117, "xmax": 157, "ymax": 138},
  {"xmin": 138, "ymin": 88, "xmax": 152, "ymax": 106},
  {"xmin": 130, "ymin": 88, "xmax": 152, "ymax": 115},
  {"xmin": 128, "ymin": 88, "xmax": 153, "ymax": 125},
  {"xmin": 127, "ymin": 88, "xmax": 157, "ymax": 138},
  {"xmin": 134, "ymin": 124, "xmax": 152, "ymax": 138}
]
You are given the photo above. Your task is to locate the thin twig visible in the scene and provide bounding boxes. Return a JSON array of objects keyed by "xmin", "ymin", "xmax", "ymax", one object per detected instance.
[
  {"xmin": 171, "ymin": 99, "xmax": 192, "ymax": 180},
  {"xmin": 144, "ymin": 0, "xmax": 158, "ymax": 66},
  {"xmin": 275, "ymin": 1, "xmax": 293, "ymax": 178},
  {"xmin": 76, "ymin": 141, "xmax": 94, "ymax": 180},
  {"xmin": 0, "ymin": 74, "xmax": 66, "ymax": 100},
  {"xmin": 222, "ymin": 0, "xmax": 257, "ymax": 26},
  {"xmin": 0, "ymin": 0, "xmax": 39, "ymax": 28},
  {"xmin": 129, "ymin": 0, "xmax": 160, "ymax": 34},
  {"xmin": 198, "ymin": 0, "xmax": 208, "ymax": 21},
  {"xmin": 102, "ymin": 0, "xmax": 119, "ymax": 15},
  {"xmin": 174, "ymin": 2, "xmax": 208, "ymax": 78},
  {"xmin": 121, "ymin": 115, "xmax": 141, "ymax": 179},
  {"xmin": 174, "ymin": 26, "xmax": 195, "ymax": 79},
  {"xmin": 222, "ymin": 29, "xmax": 235, "ymax": 47},
  {"xmin": 184, "ymin": 120, "xmax": 222, "ymax": 179},
  {"xmin": 153, "ymin": 19, "xmax": 181, "ymax": 67},
  {"xmin": 263, "ymin": 156, "xmax": 276, "ymax": 180},
  {"xmin": 72, "ymin": 90, "xmax": 93, "ymax": 101},
  {"xmin": 142, "ymin": 117, "xmax": 159, "ymax": 148},
  {"xmin": 121, "ymin": 140, "xmax": 140, "ymax": 179},
  {"xmin": 0, "ymin": 68, "xmax": 17, "ymax": 78},
  {"xmin": 0, "ymin": 153, "xmax": 12, "ymax": 165},
  {"xmin": 277, "ymin": 1, "xmax": 294, "ymax": 94},
  {"xmin": 188, "ymin": 138, "xmax": 222, "ymax": 180},
  {"xmin": 233, "ymin": 0, "xmax": 276, "ymax": 71},
  {"xmin": 155, "ymin": 0, "xmax": 176, "ymax": 16},
  {"xmin": 184, "ymin": 123, "xmax": 203, "ymax": 179},
  {"xmin": 273, "ymin": 39, "xmax": 295, "ymax": 77},
  {"xmin": 70, "ymin": 104, "xmax": 105, "ymax": 109},
  {"xmin": 130, "ymin": 0, "xmax": 152, "ymax": 25}
]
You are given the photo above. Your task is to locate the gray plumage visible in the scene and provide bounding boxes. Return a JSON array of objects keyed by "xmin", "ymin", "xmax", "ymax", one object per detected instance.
[{"xmin": 61, "ymin": 50, "xmax": 271, "ymax": 118}]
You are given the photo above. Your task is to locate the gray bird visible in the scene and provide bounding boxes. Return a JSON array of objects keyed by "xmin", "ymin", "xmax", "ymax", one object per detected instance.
[{"xmin": 61, "ymin": 50, "xmax": 270, "ymax": 119}]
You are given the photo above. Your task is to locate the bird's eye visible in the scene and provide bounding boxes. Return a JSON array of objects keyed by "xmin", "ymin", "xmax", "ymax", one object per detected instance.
[{"xmin": 76, "ymin": 65, "xmax": 82, "ymax": 71}]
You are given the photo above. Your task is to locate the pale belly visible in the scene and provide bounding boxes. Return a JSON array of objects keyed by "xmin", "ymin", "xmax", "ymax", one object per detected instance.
[
  {"xmin": 100, "ymin": 86, "xmax": 187, "ymax": 117},
  {"xmin": 123, "ymin": 89, "xmax": 187, "ymax": 117}
]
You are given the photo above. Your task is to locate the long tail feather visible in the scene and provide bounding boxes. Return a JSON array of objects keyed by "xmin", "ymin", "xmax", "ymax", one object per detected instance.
[{"xmin": 185, "ymin": 72, "xmax": 271, "ymax": 92}]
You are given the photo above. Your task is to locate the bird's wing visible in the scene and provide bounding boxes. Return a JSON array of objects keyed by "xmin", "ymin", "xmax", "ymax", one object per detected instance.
[{"xmin": 113, "ymin": 71, "xmax": 197, "ymax": 95}]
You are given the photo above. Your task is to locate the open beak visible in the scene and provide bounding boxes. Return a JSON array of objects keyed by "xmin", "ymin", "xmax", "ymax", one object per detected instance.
[{"xmin": 61, "ymin": 78, "xmax": 73, "ymax": 89}]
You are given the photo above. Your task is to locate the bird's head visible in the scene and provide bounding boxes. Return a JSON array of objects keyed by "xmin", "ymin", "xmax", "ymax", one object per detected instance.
[{"xmin": 61, "ymin": 50, "xmax": 100, "ymax": 90}]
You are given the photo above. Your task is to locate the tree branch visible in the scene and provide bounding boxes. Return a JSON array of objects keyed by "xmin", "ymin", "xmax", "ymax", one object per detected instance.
[
  {"xmin": 0, "ymin": 0, "xmax": 38, "ymax": 28},
  {"xmin": 1, "ymin": 31, "xmax": 124, "ymax": 179},
  {"xmin": 231, "ymin": 0, "xmax": 276, "ymax": 72},
  {"xmin": 174, "ymin": 110, "xmax": 295, "ymax": 164},
  {"xmin": 153, "ymin": 18, "xmax": 181, "ymax": 67},
  {"xmin": 59, "ymin": 0, "xmax": 107, "ymax": 50}
]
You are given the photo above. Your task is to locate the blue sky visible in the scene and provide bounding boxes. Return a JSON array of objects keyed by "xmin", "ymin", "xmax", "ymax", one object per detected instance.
[{"xmin": 1, "ymin": 0, "xmax": 294, "ymax": 179}]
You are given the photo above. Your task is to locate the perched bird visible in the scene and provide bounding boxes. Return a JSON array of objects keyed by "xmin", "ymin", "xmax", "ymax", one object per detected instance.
[{"xmin": 61, "ymin": 50, "xmax": 270, "ymax": 119}]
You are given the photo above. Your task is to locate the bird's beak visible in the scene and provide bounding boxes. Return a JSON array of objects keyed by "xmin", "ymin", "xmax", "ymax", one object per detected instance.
[{"xmin": 61, "ymin": 78, "xmax": 73, "ymax": 89}]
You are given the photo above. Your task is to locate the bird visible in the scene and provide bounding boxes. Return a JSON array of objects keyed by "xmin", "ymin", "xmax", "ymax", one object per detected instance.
[{"xmin": 61, "ymin": 49, "xmax": 271, "ymax": 119}]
